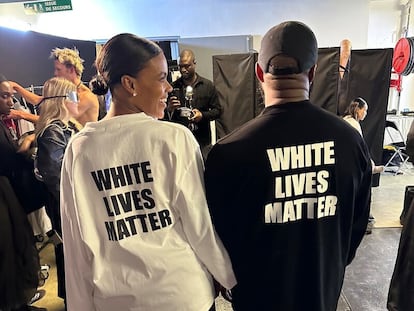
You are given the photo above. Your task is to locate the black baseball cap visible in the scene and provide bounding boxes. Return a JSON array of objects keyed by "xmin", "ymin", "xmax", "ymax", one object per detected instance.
[{"xmin": 258, "ymin": 21, "xmax": 318, "ymax": 75}]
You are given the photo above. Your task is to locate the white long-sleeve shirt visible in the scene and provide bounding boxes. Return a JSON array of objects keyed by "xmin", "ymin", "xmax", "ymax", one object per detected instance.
[
  {"xmin": 61, "ymin": 113, "xmax": 236, "ymax": 311},
  {"xmin": 343, "ymin": 115, "xmax": 363, "ymax": 136}
]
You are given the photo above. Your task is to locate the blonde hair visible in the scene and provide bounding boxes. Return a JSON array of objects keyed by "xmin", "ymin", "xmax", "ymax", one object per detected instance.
[
  {"xmin": 50, "ymin": 47, "xmax": 85, "ymax": 77},
  {"xmin": 35, "ymin": 77, "xmax": 77, "ymax": 137}
]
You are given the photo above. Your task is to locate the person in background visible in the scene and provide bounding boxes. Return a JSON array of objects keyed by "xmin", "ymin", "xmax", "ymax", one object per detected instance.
[
  {"xmin": 0, "ymin": 74, "xmax": 43, "ymax": 311},
  {"xmin": 61, "ymin": 33, "xmax": 235, "ymax": 311},
  {"xmin": 343, "ymin": 97, "xmax": 384, "ymax": 174},
  {"xmin": 343, "ymin": 97, "xmax": 384, "ymax": 234},
  {"xmin": 0, "ymin": 74, "xmax": 47, "ymax": 217},
  {"xmin": 9, "ymin": 47, "xmax": 99, "ymax": 127},
  {"xmin": 339, "ymin": 39, "xmax": 352, "ymax": 80},
  {"xmin": 35, "ymin": 77, "xmax": 79, "ymax": 305},
  {"xmin": 204, "ymin": 21, "xmax": 372, "ymax": 311},
  {"xmin": 165, "ymin": 49, "xmax": 221, "ymax": 160}
]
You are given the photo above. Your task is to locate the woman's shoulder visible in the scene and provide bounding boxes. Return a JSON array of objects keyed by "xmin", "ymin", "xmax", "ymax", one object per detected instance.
[{"xmin": 38, "ymin": 120, "xmax": 68, "ymax": 139}]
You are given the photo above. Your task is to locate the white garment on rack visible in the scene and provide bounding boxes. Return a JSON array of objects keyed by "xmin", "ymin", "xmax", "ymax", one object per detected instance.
[{"xmin": 13, "ymin": 99, "xmax": 35, "ymax": 136}]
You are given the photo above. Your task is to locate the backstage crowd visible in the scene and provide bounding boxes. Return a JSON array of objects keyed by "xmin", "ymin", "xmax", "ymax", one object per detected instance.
[{"xmin": 1, "ymin": 20, "xmax": 411, "ymax": 311}]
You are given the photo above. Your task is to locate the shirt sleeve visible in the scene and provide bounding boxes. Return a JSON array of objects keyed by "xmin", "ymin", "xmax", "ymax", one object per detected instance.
[
  {"xmin": 36, "ymin": 124, "xmax": 67, "ymax": 201},
  {"xmin": 174, "ymin": 136, "xmax": 236, "ymax": 289},
  {"xmin": 61, "ymin": 143, "xmax": 96, "ymax": 311},
  {"xmin": 201, "ymin": 83, "xmax": 222, "ymax": 121},
  {"xmin": 347, "ymin": 140, "xmax": 372, "ymax": 264}
]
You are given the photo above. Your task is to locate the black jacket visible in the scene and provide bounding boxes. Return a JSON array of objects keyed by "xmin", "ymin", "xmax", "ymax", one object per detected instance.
[
  {"xmin": 36, "ymin": 120, "xmax": 74, "ymax": 201},
  {"xmin": 0, "ymin": 120, "xmax": 46, "ymax": 213},
  {"xmin": 168, "ymin": 74, "xmax": 221, "ymax": 147}
]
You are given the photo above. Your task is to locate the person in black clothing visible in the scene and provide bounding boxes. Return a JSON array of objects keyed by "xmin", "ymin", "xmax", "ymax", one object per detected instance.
[
  {"xmin": 406, "ymin": 118, "xmax": 414, "ymax": 163},
  {"xmin": 0, "ymin": 74, "xmax": 43, "ymax": 311},
  {"xmin": 35, "ymin": 77, "xmax": 79, "ymax": 305},
  {"xmin": 204, "ymin": 21, "xmax": 372, "ymax": 311},
  {"xmin": 0, "ymin": 75, "xmax": 47, "ymax": 215},
  {"xmin": 166, "ymin": 49, "xmax": 221, "ymax": 160}
]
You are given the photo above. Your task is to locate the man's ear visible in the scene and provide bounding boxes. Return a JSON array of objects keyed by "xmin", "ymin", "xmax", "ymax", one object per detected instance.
[
  {"xmin": 308, "ymin": 64, "xmax": 317, "ymax": 84},
  {"xmin": 69, "ymin": 66, "xmax": 76, "ymax": 75},
  {"xmin": 255, "ymin": 62, "xmax": 264, "ymax": 82}
]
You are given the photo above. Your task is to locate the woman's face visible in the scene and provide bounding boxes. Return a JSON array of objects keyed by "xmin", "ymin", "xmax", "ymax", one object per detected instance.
[
  {"xmin": 356, "ymin": 103, "xmax": 368, "ymax": 121},
  {"xmin": 133, "ymin": 53, "xmax": 173, "ymax": 119}
]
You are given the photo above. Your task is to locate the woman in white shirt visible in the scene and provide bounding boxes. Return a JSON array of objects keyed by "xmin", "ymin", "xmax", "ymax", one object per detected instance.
[
  {"xmin": 343, "ymin": 97, "xmax": 384, "ymax": 174},
  {"xmin": 343, "ymin": 97, "xmax": 382, "ymax": 234},
  {"xmin": 60, "ymin": 33, "xmax": 236, "ymax": 311}
]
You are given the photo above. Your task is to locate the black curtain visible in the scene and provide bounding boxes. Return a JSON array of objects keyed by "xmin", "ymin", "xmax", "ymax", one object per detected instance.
[
  {"xmin": 212, "ymin": 49, "xmax": 392, "ymax": 186},
  {"xmin": 0, "ymin": 26, "xmax": 97, "ymax": 87},
  {"xmin": 213, "ymin": 53, "xmax": 263, "ymax": 139},
  {"xmin": 346, "ymin": 49, "xmax": 393, "ymax": 186},
  {"xmin": 310, "ymin": 47, "xmax": 340, "ymax": 114}
]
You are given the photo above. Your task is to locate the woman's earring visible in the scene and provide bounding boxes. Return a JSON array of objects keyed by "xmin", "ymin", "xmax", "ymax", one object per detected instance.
[{"xmin": 132, "ymin": 92, "xmax": 137, "ymax": 97}]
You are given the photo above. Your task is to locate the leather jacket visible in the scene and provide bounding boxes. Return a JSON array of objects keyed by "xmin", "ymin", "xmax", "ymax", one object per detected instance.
[{"xmin": 36, "ymin": 120, "xmax": 74, "ymax": 201}]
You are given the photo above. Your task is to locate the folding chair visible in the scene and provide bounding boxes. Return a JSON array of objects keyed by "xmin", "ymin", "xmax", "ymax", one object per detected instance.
[{"xmin": 383, "ymin": 120, "xmax": 411, "ymax": 175}]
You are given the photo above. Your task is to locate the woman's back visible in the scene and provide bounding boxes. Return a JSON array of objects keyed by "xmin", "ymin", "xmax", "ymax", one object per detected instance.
[{"xmin": 61, "ymin": 114, "xmax": 234, "ymax": 310}]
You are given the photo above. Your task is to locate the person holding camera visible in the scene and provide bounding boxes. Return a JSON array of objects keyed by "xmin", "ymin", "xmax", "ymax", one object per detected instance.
[{"xmin": 166, "ymin": 49, "xmax": 221, "ymax": 160}]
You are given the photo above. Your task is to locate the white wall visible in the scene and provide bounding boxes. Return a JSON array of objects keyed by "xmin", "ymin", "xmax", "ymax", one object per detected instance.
[
  {"xmin": 0, "ymin": 0, "xmax": 370, "ymax": 48},
  {"xmin": 3, "ymin": 0, "xmax": 414, "ymax": 111}
]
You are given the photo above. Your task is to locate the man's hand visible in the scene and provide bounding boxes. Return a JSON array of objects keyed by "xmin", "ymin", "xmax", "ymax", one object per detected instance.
[
  {"xmin": 8, "ymin": 109, "xmax": 23, "ymax": 120},
  {"xmin": 190, "ymin": 108, "xmax": 202, "ymax": 122},
  {"xmin": 8, "ymin": 81, "xmax": 19, "ymax": 92},
  {"xmin": 17, "ymin": 133, "xmax": 35, "ymax": 153},
  {"xmin": 167, "ymin": 96, "xmax": 181, "ymax": 113},
  {"xmin": 8, "ymin": 109, "xmax": 38, "ymax": 124}
]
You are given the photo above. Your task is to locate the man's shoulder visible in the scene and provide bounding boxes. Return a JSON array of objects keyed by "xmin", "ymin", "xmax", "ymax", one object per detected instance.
[
  {"xmin": 196, "ymin": 74, "xmax": 213, "ymax": 85},
  {"xmin": 79, "ymin": 86, "xmax": 99, "ymax": 103},
  {"xmin": 172, "ymin": 77, "xmax": 184, "ymax": 88}
]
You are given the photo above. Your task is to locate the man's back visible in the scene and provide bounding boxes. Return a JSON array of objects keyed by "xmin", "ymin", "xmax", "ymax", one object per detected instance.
[{"xmin": 205, "ymin": 101, "xmax": 372, "ymax": 310}]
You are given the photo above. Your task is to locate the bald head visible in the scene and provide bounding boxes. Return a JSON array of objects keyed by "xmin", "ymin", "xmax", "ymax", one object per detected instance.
[
  {"xmin": 179, "ymin": 49, "xmax": 197, "ymax": 84},
  {"xmin": 180, "ymin": 49, "xmax": 196, "ymax": 63}
]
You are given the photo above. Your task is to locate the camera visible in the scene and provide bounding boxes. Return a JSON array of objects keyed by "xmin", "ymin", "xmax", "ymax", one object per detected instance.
[
  {"xmin": 179, "ymin": 107, "xmax": 193, "ymax": 118},
  {"xmin": 170, "ymin": 88, "xmax": 180, "ymax": 100}
]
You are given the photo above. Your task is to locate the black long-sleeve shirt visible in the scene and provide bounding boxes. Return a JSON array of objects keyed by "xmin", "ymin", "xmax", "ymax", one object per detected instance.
[
  {"xmin": 205, "ymin": 101, "xmax": 372, "ymax": 311},
  {"xmin": 168, "ymin": 74, "xmax": 221, "ymax": 147}
]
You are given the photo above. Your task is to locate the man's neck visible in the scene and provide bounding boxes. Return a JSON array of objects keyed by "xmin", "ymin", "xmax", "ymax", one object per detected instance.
[
  {"xmin": 263, "ymin": 74, "xmax": 310, "ymax": 107},
  {"xmin": 72, "ymin": 77, "xmax": 82, "ymax": 89},
  {"xmin": 183, "ymin": 73, "xmax": 197, "ymax": 86}
]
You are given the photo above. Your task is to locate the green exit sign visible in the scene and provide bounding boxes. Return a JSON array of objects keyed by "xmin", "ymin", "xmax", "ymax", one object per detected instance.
[{"xmin": 24, "ymin": 0, "xmax": 72, "ymax": 14}]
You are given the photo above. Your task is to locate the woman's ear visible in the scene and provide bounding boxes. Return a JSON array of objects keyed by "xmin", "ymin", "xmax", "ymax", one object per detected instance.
[{"xmin": 120, "ymin": 75, "xmax": 136, "ymax": 96}]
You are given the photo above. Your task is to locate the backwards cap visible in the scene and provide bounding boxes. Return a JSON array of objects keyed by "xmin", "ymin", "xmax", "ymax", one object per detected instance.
[{"xmin": 258, "ymin": 21, "xmax": 318, "ymax": 75}]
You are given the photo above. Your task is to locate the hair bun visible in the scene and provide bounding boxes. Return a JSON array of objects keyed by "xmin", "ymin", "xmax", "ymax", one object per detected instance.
[{"xmin": 89, "ymin": 75, "xmax": 108, "ymax": 96}]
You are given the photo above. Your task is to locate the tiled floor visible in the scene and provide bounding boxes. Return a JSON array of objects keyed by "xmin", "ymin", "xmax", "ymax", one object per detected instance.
[{"xmin": 32, "ymin": 166, "xmax": 414, "ymax": 311}]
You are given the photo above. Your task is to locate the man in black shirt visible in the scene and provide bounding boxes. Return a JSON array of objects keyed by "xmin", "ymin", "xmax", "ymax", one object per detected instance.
[
  {"xmin": 204, "ymin": 21, "xmax": 372, "ymax": 311},
  {"xmin": 166, "ymin": 49, "xmax": 221, "ymax": 160}
]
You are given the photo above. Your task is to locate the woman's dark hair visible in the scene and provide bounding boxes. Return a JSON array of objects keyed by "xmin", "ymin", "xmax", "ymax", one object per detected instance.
[
  {"xmin": 90, "ymin": 33, "xmax": 162, "ymax": 95},
  {"xmin": 89, "ymin": 75, "xmax": 108, "ymax": 96},
  {"xmin": 343, "ymin": 97, "xmax": 368, "ymax": 119}
]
